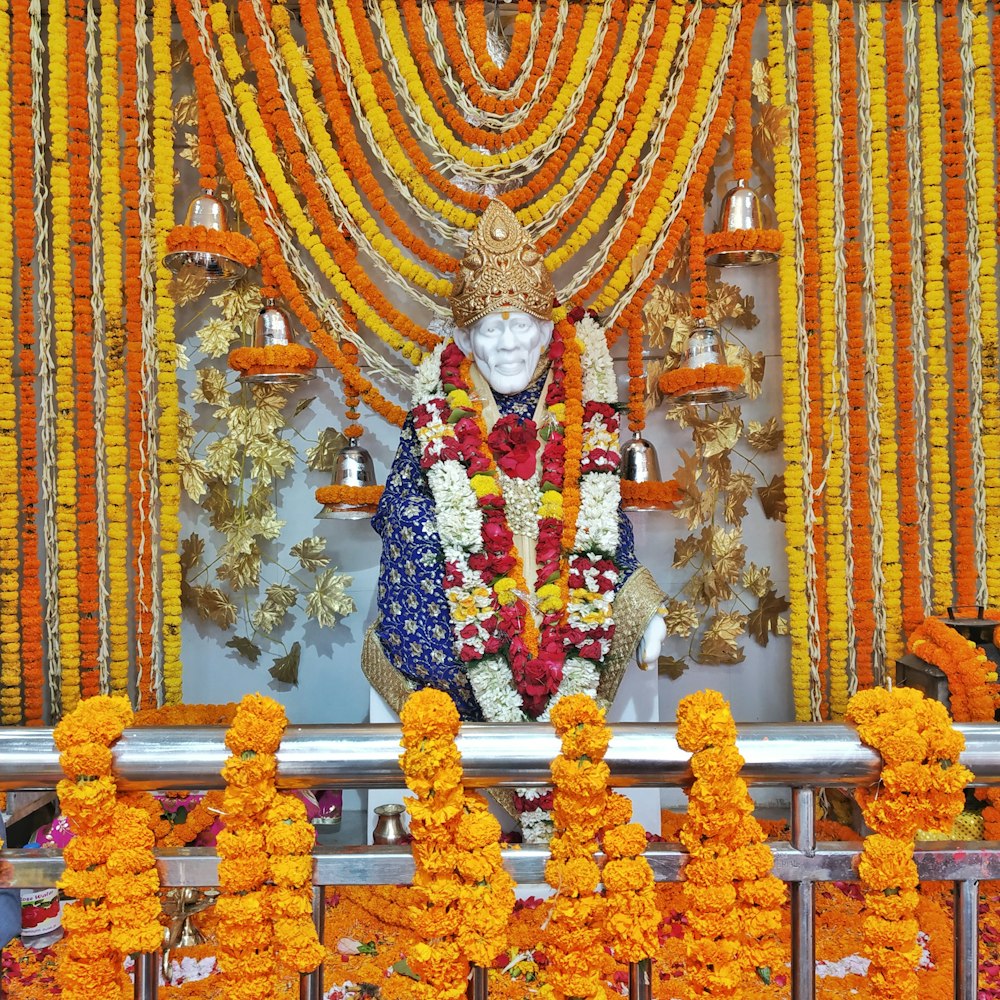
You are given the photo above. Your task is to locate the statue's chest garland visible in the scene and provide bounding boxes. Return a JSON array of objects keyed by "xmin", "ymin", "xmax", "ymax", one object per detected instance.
[{"xmin": 410, "ymin": 316, "xmax": 623, "ymax": 721}]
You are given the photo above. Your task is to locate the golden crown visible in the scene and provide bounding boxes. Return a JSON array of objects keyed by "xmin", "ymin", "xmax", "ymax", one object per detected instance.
[{"xmin": 450, "ymin": 200, "xmax": 556, "ymax": 329}]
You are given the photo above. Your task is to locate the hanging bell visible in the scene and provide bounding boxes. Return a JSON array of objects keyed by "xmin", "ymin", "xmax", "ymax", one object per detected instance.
[
  {"xmin": 239, "ymin": 301, "xmax": 316, "ymax": 386},
  {"xmin": 621, "ymin": 434, "xmax": 662, "ymax": 484},
  {"xmin": 663, "ymin": 321, "xmax": 745, "ymax": 405},
  {"xmin": 704, "ymin": 178, "xmax": 780, "ymax": 268},
  {"xmin": 163, "ymin": 192, "xmax": 249, "ymax": 285},
  {"xmin": 317, "ymin": 438, "xmax": 380, "ymax": 520}
]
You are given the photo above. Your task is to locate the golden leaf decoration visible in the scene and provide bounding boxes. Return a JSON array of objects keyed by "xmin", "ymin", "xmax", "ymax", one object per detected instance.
[
  {"xmin": 178, "ymin": 131, "xmax": 200, "ymax": 170},
  {"xmin": 741, "ymin": 563, "xmax": 775, "ymax": 599},
  {"xmin": 307, "ymin": 427, "xmax": 347, "ymax": 472},
  {"xmin": 248, "ymin": 437, "xmax": 298, "ymax": 481},
  {"xmin": 229, "ymin": 400, "xmax": 286, "ymax": 442},
  {"xmin": 725, "ymin": 343, "xmax": 766, "ymax": 400},
  {"xmin": 179, "ymin": 454, "xmax": 211, "ymax": 502},
  {"xmin": 291, "ymin": 536, "xmax": 330, "ymax": 573},
  {"xmin": 723, "ymin": 472, "xmax": 756, "ymax": 525},
  {"xmin": 212, "ymin": 280, "xmax": 263, "ymax": 329},
  {"xmin": 709, "ymin": 526, "xmax": 746, "ymax": 585},
  {"xmin": 673, "ymin": 535, "xmax": 702, "ymax": 569},
  {"xmin": 171, "ymin": 39, "xmax": 191, "ymax": 70},
  {"xmin": 197, "ymin": 318, "xmax": 239, "ymax": 359},
  {"xmin": 751, "ymin": 58, "xmax": 771, "ymax": 103},
  {"xmin": 746, "ymin": 417, "xmax": 783, "ymax": 452},
  {"xmin": 190, "ymin": 585, "xmax": 238, "ymax": 631},
  {"xmin": 747, "ymin": 589, "xmax": 791, "ymax": 646},
  {"xmin": 173, "ymin": 93, "xmax": 200, "ymax": 129},
  {"xmin": 658, "ymin": 655, "xmax": 689, "ymax": 680},
  {"xmin": 758, "ymin": 475, "xmax": 788, "ymax": 521},
  {"xmin": 687, "ymin": 405, "xmax": 743, "ymax": 459},
  {"xmin": 192, "ymin": 366, "xmax": 230, "ymax": 407},
  {"xmin": 696, "ymin": 611, "xmax": 747, "ymax": 665},
  {"xmin": 662, "ymin": 599, "xmax": 700, "ymax": 638},
  {"xmin": 264, "ymin": 582, "xmax": 298, "ymax": 613},
  {"xmin": 756, "ymin": 103, "xmax": 790, "ymax": 151},
  {"xmin": 168, "ymin": 271, "xmax": 206, "ymax": 307},
  {"xmin": 269, "ymin": 642, "xmax": 301, "ymax": 685},
  {"xmin": 643, "ymin": 285, "xmax": 688, "ymax": 352},
  {"xmin": 180, "ymin": 534, "xmax": 205, "ymax": 576},
  {"xmin": 674, "ymin": 484, "xmax": 717, "ymax": 531},
  {"xmin": 217, "ymin": 550, "xmax": 262, "ymax": 591},
  {"xmin": 204, "ymin": 437, "xmax": 242, "ymax": 481},
  {"xmin": 306, "ymin": 569, "xmax": 356, "ymax": 628},
  {"xmin": 705, "ymin": 452, "xmax": 733, "ymax": 493}
]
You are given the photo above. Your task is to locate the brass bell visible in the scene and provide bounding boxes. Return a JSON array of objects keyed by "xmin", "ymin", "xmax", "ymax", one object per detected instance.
[
  {"xmin": 666, "ymin": 321, "xmax": 745, "ymax": 405},
  {"xmin": 317, "ymin": 438, "xmax": 380, "ymax": 520},
  {"xmin": 704, "ymin": 178, "xmax": 780, "ymax": 268},
  {"xmin": 163, "ymin": 192, "xmax": 248, "ymax": 284}
]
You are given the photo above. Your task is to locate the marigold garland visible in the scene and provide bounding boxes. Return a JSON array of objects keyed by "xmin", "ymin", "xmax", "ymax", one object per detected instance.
[
  {"xmin": 216, "ymin": 693, "xmax": 324, "ymax": 1000},
  {"xmin": 55, "ymin": 696, "xmax": 162, "ymax": 1000},
  {"xmin": 769, "ymin": 1, "xmax": 811, "ymax": 722},
  {"xmin": 620, "ymin": 479, "xmax": 682, "ymax": 511},
  {"xmin": 399, "ymin": 688, "xmax": 515, "ymax": 997},
  {"xmin": 314, "ymin": 484, "xmax": 384, "ymax": 508},
  {"xmin": 916, "ymin": 0, "xmax": 953, "ymax": 610},
  {"xmin": 227, "ymin": 344, "xmax": 318, "ymax": 377},
  {"xmin": 0, "ymin": 0, "xmax": 19, "ymax": 725},
  {"xmin": 165, "ymin": 225, "xmax": 259, "ymax": 270},
  {"xmin": 658, "ymin": 363, "xmax": 744, "ymax": 398},
  {"xmin": 543, "ymin": 694, "xmax": 612, "ymax": 1000},
  {"xmin": 846, "ymin": 686, "xmax": 971, "ymax": 1000},
  {"xmin": 677, "ymin": 690, "xmax": 787, "ymax": 998}
]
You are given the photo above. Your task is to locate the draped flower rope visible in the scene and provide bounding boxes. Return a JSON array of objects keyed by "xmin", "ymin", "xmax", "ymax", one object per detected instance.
[
  {"xmin": 904, "ymin": 1, "xmax": 933, "ymax": 618},
  {"xmin": 31, "ymin": 0, "xmax": 62, "ymax": 714},
  {"xmin": 451, "ymin": 0, "xmax": 538, "ymax": 100},
  {"xmin": 860, "ymin": 1, "xmax": 902, "ymax": 670},
  {"xmin": 770, "ymin": 0, "xmax": 813, "ymax": 723},
  {"xmin": 846, "ymin": 687, "xmax": 971, "ymax": 1000},
  {"xmin": 179, "ymin": 0, "xmax": 412, "ymax": 421},
  {"xmin": 677, "ymin": 690, "xmax": 787, "ymax": 996},
  {"xmin": 971, "ymin": 0, "xmax": 1000, "ymax": 603},
  {"xmin": 85, "ymin": 0, "xmax": 110, "ymax": 693},
  {"xmin": 370, "ymin": 0, "xmax": 617, "ymax": 184},
  {"xmin": 417, "ymin": 0, "xmax": 560, "ymax": 129},
  {"xmin": 602, "ymin": 3, "xmax": 742, "ymax": 324},
  {"xmin": 959, "ymin": 0, "xmax": 988, "ymax": 606}
]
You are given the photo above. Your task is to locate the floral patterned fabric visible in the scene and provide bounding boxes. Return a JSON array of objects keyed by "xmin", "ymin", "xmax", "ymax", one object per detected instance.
[{"xmin": 371, "ymin": 369, "xmax": 639, "ymax": 720}]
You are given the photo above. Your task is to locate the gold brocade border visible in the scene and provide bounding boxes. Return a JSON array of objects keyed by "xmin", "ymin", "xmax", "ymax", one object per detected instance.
[{"xmin": 361, "ymin": 565, "xmax": 665, "ymax": 818}]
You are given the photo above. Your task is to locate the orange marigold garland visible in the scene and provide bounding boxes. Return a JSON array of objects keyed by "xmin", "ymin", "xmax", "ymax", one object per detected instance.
[
  {"xmin": 399, "ymin": 688, "xmax": 515, "ymax": 993},
  {"xmin": 543, "ymin": 694, "xmax": 612, "ymax": 1000},
  {"xmin": 216, "ymin": 693, "xmax": 324, "ymax": 999},
  {"xmin": 846, "ymin": 686, "xmax": 971, "ymax": 1000},
  {"xmin": 55, "ymin": 696, "xmax": 163, "ymax": 999},
  {"xmin": 164, "ymin": 225, "xmax": 258, "ymax": 270},
  {"xmin": 227, "ymin": 344, "xmax": 318, "ymax": 378},
  {"xmin": 619, "ymin": 479, "xmax": 682, "ymax": 511},
  {"xmin": 658, "ymin": 364, "xmax": 745, "ymax": 398},
  {"xmin": 677, "ymin": 690, "xmax": 787, "ymax": 997}
]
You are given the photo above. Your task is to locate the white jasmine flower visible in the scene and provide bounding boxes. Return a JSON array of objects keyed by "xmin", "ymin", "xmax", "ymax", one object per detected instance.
[
  {"xmin": 576, "ymin": 472, "xmax": 621, "ymax": 554},
  {"xmin": 427, "ymin": 462, "xmax": 482, "ymax": 549},
  {"xmin": 411, "ymin": 342, "xmax": 447, "ymax": 404},
  {"xmin": 468, "ymin": 658, "xmax": 527, "ymax": 722}
]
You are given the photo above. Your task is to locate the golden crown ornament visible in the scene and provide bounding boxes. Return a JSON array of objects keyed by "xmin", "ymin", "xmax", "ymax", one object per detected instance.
[{"xmin": 450, "ymin": 200, "xmax": 556, "ymax": 328}]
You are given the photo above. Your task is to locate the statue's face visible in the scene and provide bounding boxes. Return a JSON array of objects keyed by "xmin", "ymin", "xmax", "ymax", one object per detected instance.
[{"xmin": 456, "ymin": 310, "xmax": 553, "ymax": 395}]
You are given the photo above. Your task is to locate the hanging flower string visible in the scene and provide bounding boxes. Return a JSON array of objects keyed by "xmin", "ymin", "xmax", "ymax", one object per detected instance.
[
  {"xmin": 846, "ymin": 687, "xmax": 971, "ymax": 1000},
  {"xmin": 542, "ymin": 693, "xmax": 613, "ymax": 999},
  {"xmin": 677, "ymin": 689, "xmax": 787, "ymax": 996}
]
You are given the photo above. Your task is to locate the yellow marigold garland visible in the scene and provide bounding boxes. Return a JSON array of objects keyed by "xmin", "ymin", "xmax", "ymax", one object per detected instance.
[
  {"xmin": 677, "ymin": 690, "xmax": 787, "ymax": 998},
  {"xmin": 153, "ymin": 0, "xmax": 181, "ymax": 704},
  {"xmin": 208, "ymin": 1, "xmax": 424, "ymax": 366},
  {"xmin": 0, "ymin": 0, "xmax": 19, "ymax": 725},
  {"xmin": 971, "ymin": 0, "xmax": 1000, "ymax": 602},
  {"xmin": 769, "ymin": 2, "xmax": 810, "ymax": 722},
  {"xmin": 813, "ymin": 2, "xmax": 848, "ymax": 718},
  {"xmin": 98, "ymin": 0, "xmax": 127, "ymax": 694},
  {"xmin": 916, "ymin": 0, "xmax": 953, "ymax": 609},
  {"xmin": 846, "ymin": 687, "xmax": 971, "ymax": 1000},
  {"xmin": 55, "ymin": 696, "xmax": 163, "ymax": 999},
  {"xmin": 543, "ymin": 694, "xmax": 612, "ymax": 1000},
  {"xmin": 862, "ymin": 3, "xmax": 904, "ymax": 666},
  {"xmin": 48, "ymin": 0, "xmax": 81, "ymax": 714}
]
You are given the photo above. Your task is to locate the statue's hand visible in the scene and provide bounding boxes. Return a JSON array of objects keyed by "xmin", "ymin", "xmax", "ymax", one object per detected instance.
[{"xmin": 636, "ymin": 615, "xmax": 668, "ymax": 669}]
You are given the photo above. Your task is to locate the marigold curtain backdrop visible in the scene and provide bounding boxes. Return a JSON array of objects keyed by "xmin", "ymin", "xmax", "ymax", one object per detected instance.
[{"xmin": 0, "ymin": 0, "xmax": 998, "ymax": 725}]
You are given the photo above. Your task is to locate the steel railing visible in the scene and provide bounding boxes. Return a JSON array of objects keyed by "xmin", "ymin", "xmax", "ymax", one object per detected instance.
[{"xmin": 3, "ymin": 721, "xmax": 1000, "ymax": 1000}]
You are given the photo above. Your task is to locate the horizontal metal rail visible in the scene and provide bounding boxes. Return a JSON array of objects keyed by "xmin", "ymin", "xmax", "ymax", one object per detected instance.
[
  {"xmin": 3, "ymin": 721, "xmax": 1000, "ymax": 790},
  {"xmin": 3, "ymin": 720, "xmax": 997, "ymax": 1000}
]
